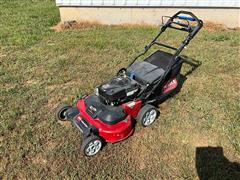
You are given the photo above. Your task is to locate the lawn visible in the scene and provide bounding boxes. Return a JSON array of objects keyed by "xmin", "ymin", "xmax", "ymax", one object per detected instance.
[{"xmin": 0, "ymin": 0, "xmax": 240, "ymax": 179}]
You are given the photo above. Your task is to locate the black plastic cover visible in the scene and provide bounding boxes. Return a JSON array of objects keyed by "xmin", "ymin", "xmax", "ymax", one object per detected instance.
[
  {"xmin": 144, "ymin": 50, "xmax": 183, "ymax": 80},
  {"xmin": 84, "ymin": 95, "xmax": 127, "ymax": 125},
  {"xmin": 97, "ymin": 76, "xmax": 139, "ymax": 103}
]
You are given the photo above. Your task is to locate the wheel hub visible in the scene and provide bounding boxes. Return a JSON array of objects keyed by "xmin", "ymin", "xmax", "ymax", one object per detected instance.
[
  {"xmin": 86, "ymin": 140, "xmax": 102, "ymax": 156},
  {"xmin": 143, "ymin": 110, "xmax": 157, "ymax": 126}
]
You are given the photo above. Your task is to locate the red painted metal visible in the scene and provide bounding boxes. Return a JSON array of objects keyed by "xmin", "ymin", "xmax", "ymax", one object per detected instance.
[
  {"xmin": 76, "ymin": 99, "xmax": 142, "ymax": 143},
  {"xmin": 121, "ymin": 100, "xmax": 142, "ymax": 119}
]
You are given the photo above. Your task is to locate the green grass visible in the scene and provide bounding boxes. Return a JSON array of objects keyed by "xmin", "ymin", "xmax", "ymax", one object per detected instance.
[{"xmin": 0, "ymin": 0, "xmax": 240, "ymax": 179}]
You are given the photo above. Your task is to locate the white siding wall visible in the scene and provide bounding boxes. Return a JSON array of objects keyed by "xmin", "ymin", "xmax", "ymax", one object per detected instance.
[{"xmin": 56, "ymin": 0, "xmax": 240, "ymax": 7}]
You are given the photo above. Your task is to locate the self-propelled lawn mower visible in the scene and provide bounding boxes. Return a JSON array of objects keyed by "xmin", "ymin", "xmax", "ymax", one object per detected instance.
[{"xmin": 55, "ymin": 11, "xmax": 203, "ymax": 156}]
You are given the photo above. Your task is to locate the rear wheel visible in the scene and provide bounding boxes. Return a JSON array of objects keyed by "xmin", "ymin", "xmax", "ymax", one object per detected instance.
[
  {"xmin": 81, "ymin": 135, "xmax": 103, "ymax": 156},
  {"xmin": 137, "ymin": 104, "xmax": 159, "ymax": 127},
  {"xmin": 55, "ymin": 104, "xmax": 71, "ymax": 121}
]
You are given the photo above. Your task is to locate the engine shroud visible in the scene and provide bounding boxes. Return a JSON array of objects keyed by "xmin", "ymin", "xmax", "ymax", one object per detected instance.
[{"xmin": 97, "ymin": 76, "xmax": 139, "ymax": 104}]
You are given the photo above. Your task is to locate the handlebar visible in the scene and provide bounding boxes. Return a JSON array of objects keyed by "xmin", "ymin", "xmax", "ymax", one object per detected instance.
[
  {"xmin": 162, "ymin": 11, "xmax": 203, "ymax": 39},
  {"xmin": 128, "ymin": 11, "xmax": 203, "ymax": 67},
  {"xmin": 173, "ymin": 11, "xmax": 202, "ymax": 26}
]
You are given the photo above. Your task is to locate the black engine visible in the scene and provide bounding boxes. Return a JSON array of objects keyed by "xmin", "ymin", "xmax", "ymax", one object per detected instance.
[{"xmin": 96, "ymin": 76, "xmax": 140, "ymax": 105}]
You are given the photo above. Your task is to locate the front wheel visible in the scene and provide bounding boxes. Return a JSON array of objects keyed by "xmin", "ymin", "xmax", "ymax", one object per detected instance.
[
  {"xmin": 81, "ymin": 135, "xmax": 103, "ymax": 156},
  {"xmin": 137, "ymin": 104, "xmax": 159, "ymax": 127},
  {"xmin": 55, "ymin": 104, "xmax": 71, "ymax": 121}
]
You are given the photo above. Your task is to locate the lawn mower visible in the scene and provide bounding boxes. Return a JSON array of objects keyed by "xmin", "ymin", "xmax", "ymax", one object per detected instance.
[{"xmin": 55, "ymin": 11, "xmax": 203, "ymax": 156}]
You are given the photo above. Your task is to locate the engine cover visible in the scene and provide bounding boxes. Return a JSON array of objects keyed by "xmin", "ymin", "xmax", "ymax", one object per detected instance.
[{"xmin": 96, "ymin": 76, "xmax": 139, "ymax": 104}]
